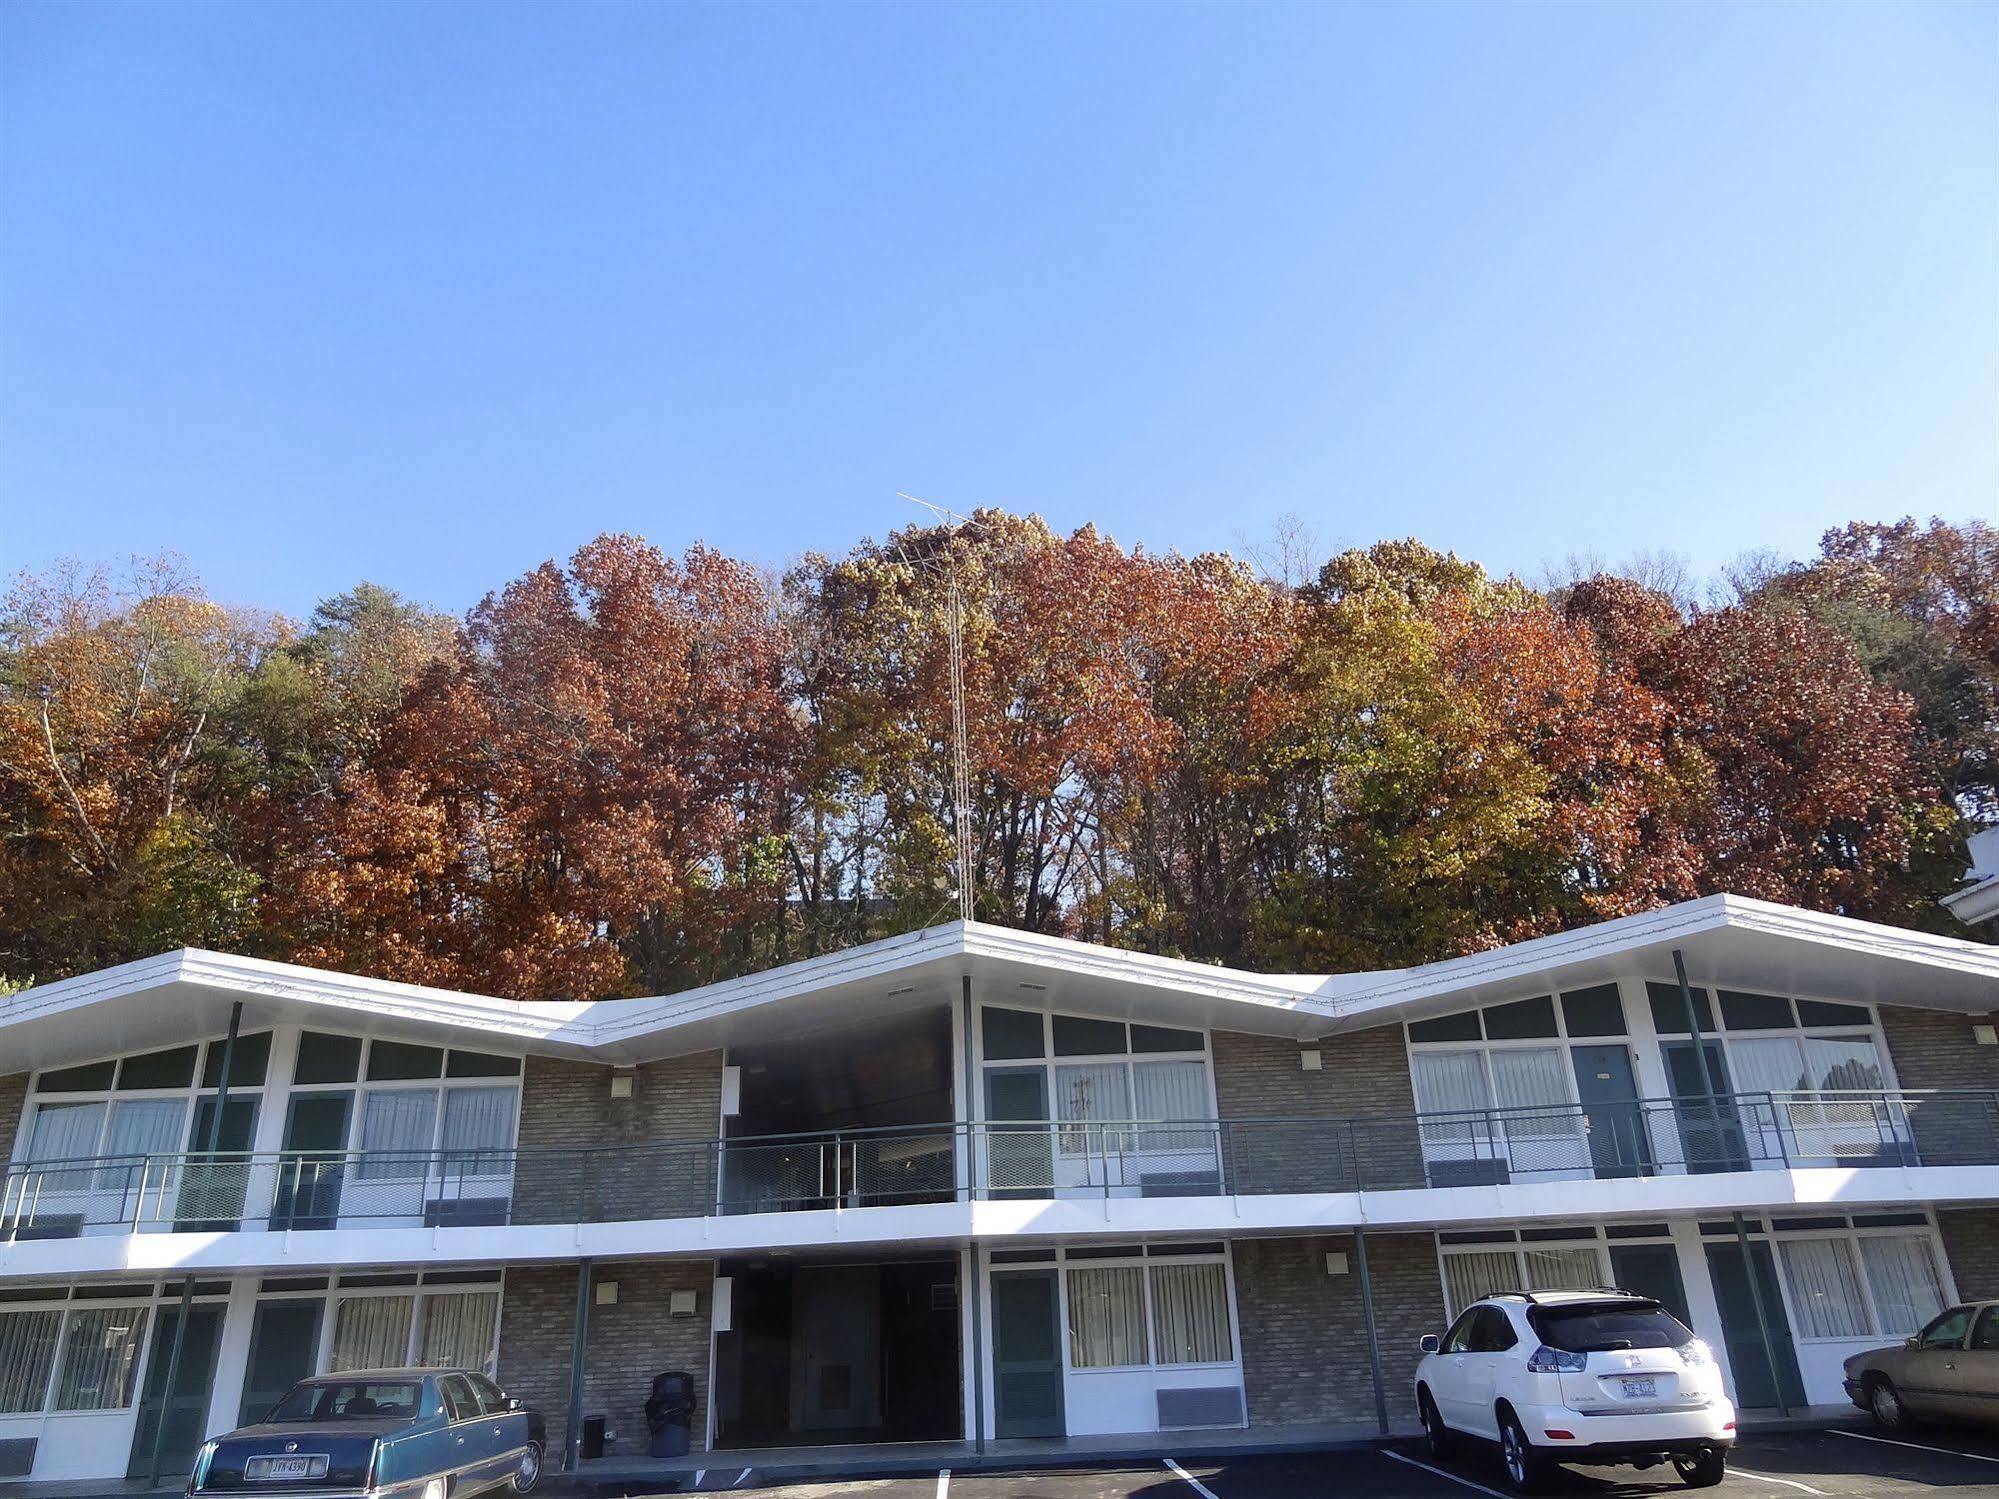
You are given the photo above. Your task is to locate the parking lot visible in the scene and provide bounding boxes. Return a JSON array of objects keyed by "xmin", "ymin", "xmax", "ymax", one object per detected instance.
[{"xmin": 656, "ymin": 1426, "xmax": 1999, "ymax": 1497}]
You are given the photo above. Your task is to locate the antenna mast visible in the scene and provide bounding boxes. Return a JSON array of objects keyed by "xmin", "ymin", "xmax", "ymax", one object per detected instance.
[{"xmin": 897, "ymin": 492, "xmax": 977, "ymax": 923}]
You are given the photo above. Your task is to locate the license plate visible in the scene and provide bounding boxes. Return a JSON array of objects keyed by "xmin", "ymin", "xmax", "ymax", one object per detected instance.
[
  {"xmin": 1620, "ymin": 1376, "xmax": 1658, "ymax": 1399},
  {"xmin": 248, "ymin": 1456, "xmax": 327, "ymax": 1481}
]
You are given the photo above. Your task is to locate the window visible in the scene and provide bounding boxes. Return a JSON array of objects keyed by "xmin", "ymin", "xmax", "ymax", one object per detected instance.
[
  {"xmin": 1150, "ymin": 1262, "xmax": 1231, "ymax": 1365},
  {"xmin": 468, "ymin": 1373, "xmax": 510, "ymax": 1414},
  {"xmin": 1520, "ymin": 1247, "xmax": 1601, "ymax": 1292},
  {"xmin": 1440, "ymin": 1237, "xmax": 1608, "ymax": 1315},
  {"xmin": 417, "ymin": 1292, "xmax": 500, "ymax": 1373},
  {"xmin": 1442, "ymin": 1251, "xmax": 1517, "ymax": 1315},
  {"xmin": 272, "ymin": 1381, "xmax": 420, "ymax": 1422},
  {"xmin": 359, "ymin": 1092, "xmax": 439, "ymax": 1179},
  {"xmin": 329, "ymin": 1295, "xmax": 417, "ymax": 1370},
  {"xmin": 1971, "ymin": 1309, "xmax": 1999, "ymax": 1352},
  {"xmin": 1857, "ymin": 1236, "xmax": 1945, "ymax": 1335},
  {"xmin": 438, "ymin": 1375, "xmax": 478, "ymax": 1422},
  {"xmin": 0, "ymin": 1309, "xmax": 61, "ymax": 1414},
  {"xmin": 51, "ymin": 1306, "xmax": 149, "ymax": 1411},
  {"xmin": 1068, "ymin": 1266, "xmax": 1147, "ymax": 1368},
  {"xmin": 1779, "ymin": 1238, "xmax": 1871, "ymax": 1338},
  {"xmin": 1442, "ymin": 1310, "xmax": 1479, "ymax": 1354},
  {"xmin": 1469, "ymin": 1308, "xmax": 1518, "ymax": 1353},
  {"xmin": 1916, "ymin": 1306, "xmax": 1973, "ymax": 1350},
  {"xmin": 1530, "ymin": 1303, "xmax": 1693, "ymax": 1353}
]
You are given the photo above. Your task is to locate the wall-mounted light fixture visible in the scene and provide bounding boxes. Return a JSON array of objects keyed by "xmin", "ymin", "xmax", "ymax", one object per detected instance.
[
  {"xmin": 668, "ymin": 1289, "xmax": 699, "ymax": 1318},
  {"xmin": 1299, "ymin": 1049, "xmax": 1323, "ymax": 1072},
  {"xmin": 595, "ymin": 1280, "xmax": 620, "ymax": 1307},
  {"xmin": 609, "ymin": 1072, "xmax": 635, "ymax": 1100}
]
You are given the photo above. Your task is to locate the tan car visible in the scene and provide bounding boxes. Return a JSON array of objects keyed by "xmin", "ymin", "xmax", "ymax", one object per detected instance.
[{"xmin": 1843, "ymin": 1301, "xmax": 1999, "ymax": 1430}]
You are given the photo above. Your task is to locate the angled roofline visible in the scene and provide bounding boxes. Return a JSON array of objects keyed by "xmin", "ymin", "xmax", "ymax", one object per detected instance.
[{"xmin": 3, "ymin": 894, "xmax": 1995, "ymax": 1068}]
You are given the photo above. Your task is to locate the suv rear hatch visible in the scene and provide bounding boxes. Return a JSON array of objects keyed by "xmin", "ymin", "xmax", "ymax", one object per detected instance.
[{"xmin": 1530, "ymin": 1300, "xmax": 1705, "ymax": 1413}]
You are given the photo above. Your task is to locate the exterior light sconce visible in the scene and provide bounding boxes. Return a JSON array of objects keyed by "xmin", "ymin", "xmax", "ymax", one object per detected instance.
[
  {"xmin": 668, "ymin": 1289, "xmax": 699, "ymax": 1318},
  {"xmin": 609, "ymin": 1072, "xmax": 635, "ymax": 1100},
  {"xmin": 595, "ymin": 1280, "xmax": 619, "ymax": 1307},
  {"xmin": 1299, "ymin": 1049, "xmax": 1323, "ymax": 1072},
  {"xmin": 1324, "ymin": 1251, "xmax": 1349, "ymax": 1276},
  {"xmin": 1974, "ymin": 1023, "xmax": 1998, "ymax": 1046}
]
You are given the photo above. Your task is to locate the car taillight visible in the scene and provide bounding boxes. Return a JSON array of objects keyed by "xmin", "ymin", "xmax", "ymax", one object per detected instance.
[
  {"xmin": 1525, "ymin": 1345, "xmax": 1587, "ymax": 1373},
  {"xmin": 1676, "ymin": 1338, "xmax": 1714, "ymax": 1368},
  {"xmin": 1543, "ymin": 1429, "xmax": 1575, "ymax": 1441}
]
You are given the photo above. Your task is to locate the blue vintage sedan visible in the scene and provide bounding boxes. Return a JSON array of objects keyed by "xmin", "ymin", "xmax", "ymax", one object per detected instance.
[{"xmin": 189, "ymin": 1369, "xmax": 546, "ymax": 1499}]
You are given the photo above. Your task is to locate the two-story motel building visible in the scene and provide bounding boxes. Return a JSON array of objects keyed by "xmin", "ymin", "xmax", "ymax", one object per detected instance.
[{"xmin": 2, "ymin": 894, "xmax": 1997, "ymax": 1483}]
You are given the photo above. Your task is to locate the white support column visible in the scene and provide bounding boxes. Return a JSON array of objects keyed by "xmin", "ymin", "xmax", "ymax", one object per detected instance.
[{"xmin": 203, "ymin": 1278, "xmax": 261, "ymax": 1443}]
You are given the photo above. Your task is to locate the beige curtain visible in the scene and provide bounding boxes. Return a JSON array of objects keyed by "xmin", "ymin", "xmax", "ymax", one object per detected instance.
[
  {"xmin": 417, "ymin": 1292, "xmax": 500, "ymax": 1373},
  {"xmin": 1067, "ymin": 1265, "xmax": 1147, "ymax": 1368},
  {"xmin": 1149, "ymin": 1263, "xmax": 1231, "ymax": 1365},
  {"xmin": 330, "ymin": 1295, "xmax": 414, "ymax": 1371}
]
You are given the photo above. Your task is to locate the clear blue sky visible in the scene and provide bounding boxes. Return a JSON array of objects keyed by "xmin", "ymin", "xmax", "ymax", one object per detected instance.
[{"xmin": 2, "ymin": 0, "xmax": 1993, "ymax": 619}]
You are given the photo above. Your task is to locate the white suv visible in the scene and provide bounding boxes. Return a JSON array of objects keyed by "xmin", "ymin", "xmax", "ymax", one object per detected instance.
[{"xmin": 1413, "ymin": 1289, "xmax": 1736, "ymax": 1492}]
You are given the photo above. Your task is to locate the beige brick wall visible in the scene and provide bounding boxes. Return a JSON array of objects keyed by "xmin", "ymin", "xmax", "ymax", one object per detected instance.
[
  {"xmin": 498, "ymin": 1259, "xmax": 715, "ymax": 1459},
  {"xmin": 1231, "ymin": 1232, "xmax": 1440, "ymax": 1430},
  {"xmin": 513, "ymin": 1052, "xmax": 724, "ymax": 1223},
  {"xmin": 1937, "ymin": 1207, "xmax": 1999, "ymax": 1303},
  {"xmin": 1209, "ymin": 1025, "xmax": 1423, "ymax": 1191},
  {"xmin": 1877, "ymin": 1008, "xmax": 1999, "ymax": 1167},
  {"xmin": 0, "ymin": 1072, "xmax": 25, "ymax": 1158}
]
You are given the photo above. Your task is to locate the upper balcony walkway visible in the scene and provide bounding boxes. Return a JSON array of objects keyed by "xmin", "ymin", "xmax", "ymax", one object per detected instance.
[{"xmin": 4, "ymin": 1088, "xmax": 1996, "ymax": 1249}]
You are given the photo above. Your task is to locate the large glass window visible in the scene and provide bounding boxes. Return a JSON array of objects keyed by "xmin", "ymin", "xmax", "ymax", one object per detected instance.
[
  {"xmin": 1067, "ymin": 1266, "xmax": 1148, "ymax": 1368},
  {"xmin": 329, "ymin": 1295, "xmax": 417, "ymax": 1371},
  {"xmin": 1150, "ymin": 1262, "xmax": 1232, "ymax": 1365},
  {"xmin": 359, "ymin": 1092, "xmax": 439, "ymax": 1179},
  {"xmin": 1779, "ymin": 1238, "xmax": 1871, "ymax": 1338},
  {"xmin": 51, "ymin": 1306, "xmax": 149, "ymax": 1411},
  {"xmin": 417, "ymin": 1291, "xmax": 500, "ymax": 1373},
  {"xmin": 1857, "ymin": 1236, "xmax": 1946, "ymax": 1335},
  {"xmin": 1439, "ymin": 1236, "xmax": 1609, "ymax": 1315},
  {"xmin": 0, "ymin": 1309, "xmax": 62, "ymax": 1414}
]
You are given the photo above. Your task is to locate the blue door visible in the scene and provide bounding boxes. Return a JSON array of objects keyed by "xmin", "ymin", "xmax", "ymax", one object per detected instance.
[{"xmin": 1570, "ymin": 1045, "xmax": 1651, "ymax": 1178}]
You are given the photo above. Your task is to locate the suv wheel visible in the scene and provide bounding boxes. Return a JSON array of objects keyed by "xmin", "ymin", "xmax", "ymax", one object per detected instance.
[
  {"xmin": 1672, "ymin": 1447, "xmax": 1727, "ymax": 1488},
  {"xmin": 1869, "ymin": 1378, "xmax": 1912, "ymax": 1431},
  {"xmin": 1418, "ymin": 1389, "xmax": 1451, "ymax": 1460},
  {"xmin": 1497, "ymin": 1410, "xmax": 1548, "ymax": 1494}
]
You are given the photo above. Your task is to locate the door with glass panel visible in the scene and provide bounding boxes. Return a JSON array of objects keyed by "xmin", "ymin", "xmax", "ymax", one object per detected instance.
[
  {"xmin": 238, "ymin": 1300, "xmax": 324, "ymax": 1424},
  {"xmin": 274, "ymin": 1094, "xmax": 352, "ymax": 1230},
  {"xmin": 127, "ymin": 1302, "xmax": 225, "ymax": 1478},
  {"xmin": 1571, "ymin": 1046, "xmax": 1651, "ymax": 1179},
  {"xmin": 989, "ymin": 1270, "xmax": 1064, "ymax": 1438},
  {"xmin": 175, "ymin": 1097, "xmax": 258, "ymax": 1231},
  {"xmin": 1663, "ymin": 1043, "xmax": 1748, "ymax": 1173},
  {"xmin": 984, "ymin": 1069, "xmax": 1052, "ymax": 1199}
]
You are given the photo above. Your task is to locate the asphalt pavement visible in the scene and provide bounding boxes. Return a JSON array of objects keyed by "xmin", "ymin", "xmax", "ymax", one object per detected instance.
[{"xmin": 636, "ymin": 1424, "xmax": 1999, "ymax": 1497}]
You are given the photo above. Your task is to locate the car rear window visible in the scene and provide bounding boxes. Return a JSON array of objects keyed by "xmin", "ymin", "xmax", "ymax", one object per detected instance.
[
  {"xmin": 1529, "ymin": 1302, "xmax": 1693, "ymax": 1353},
  {"xmin": 270, "ymin": 1381, "xmax": 420, "ymax": 1421}
]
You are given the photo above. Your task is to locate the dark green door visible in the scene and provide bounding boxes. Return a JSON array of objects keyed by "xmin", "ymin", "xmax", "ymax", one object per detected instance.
[
  {"xmin": 1704, "ymin": 1241, "xmax": 1806, "ymax": 1410},
  {"xmin": 127, "ymin": 1302, "xmax": 225, "ymax": 1478},
  {"xmin": 985, "ymin": 1070, "xmax": 1051, "ymax": 1200},
  {"xmin": 238, "ymin": 1300, "xmax": 324, "ymax": 1425},
  {"xmin": 275, "ymin": 1094, "xmax": 352, "ymax": 1230},
  {"xmin": 990, "ymin": 1270, "xmax": 1064, "ymax": 1438},
  {"xmin": 1665, "ymin": 1043, "xmax": 1748, "ymax": 1172},
  {"xmin": 1570, "ymin": 1046, "xmax": 1650, "ymax": 1178},
  {"xmin": 1609, "ymin": 1244, "xmax": 1690, "ymax": 1324},
  {"xmin": 177, "ymin": 1098, "xmax": 259, "ymax": 1230}
]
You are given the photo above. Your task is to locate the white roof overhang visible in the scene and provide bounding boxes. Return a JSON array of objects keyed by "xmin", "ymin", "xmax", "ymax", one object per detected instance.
[{"xmin": 2, "ymin": 895, "xmax": 1994, "ymax": 1074}]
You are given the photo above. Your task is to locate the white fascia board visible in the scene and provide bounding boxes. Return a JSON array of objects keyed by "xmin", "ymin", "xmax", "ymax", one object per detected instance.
[{"xmin": 1941, "ymin": 872, "xmax": 1999, "ymax": 926}]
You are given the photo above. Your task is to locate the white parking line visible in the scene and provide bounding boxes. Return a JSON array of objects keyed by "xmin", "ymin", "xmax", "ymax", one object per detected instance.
[
  {"xmin": 1829, "ymin": 1428, "xmax": 1999, "ymax": 1465},
  {"xmin": 1730, "ymin": 1468, "xmax": 1829, "ymax": 1495},
  {"xmin": 937, "ymin": 1467, "xmax": 951, "ymax": 1499},
  {"xmin": 1164, "ymin": 1457, "xmax": 1223, "ymax": 1499},
  {"xmin": 1381, "ymin": 1450, "xmax": 1510, "ymax": 1498},
  {"xmin": 733, "ymin": 1468, "xmax": 754, "ymax": 1487},
  {"xmin": 692, "ymin": 1472, "xmax": 705, "ymax": 1489}
]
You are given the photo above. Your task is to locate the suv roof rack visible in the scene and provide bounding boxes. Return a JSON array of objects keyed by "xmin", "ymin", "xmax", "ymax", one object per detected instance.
[{"xmin": 1485, "ymin": 1286, "xmax": 1647, "ymax": 1305}]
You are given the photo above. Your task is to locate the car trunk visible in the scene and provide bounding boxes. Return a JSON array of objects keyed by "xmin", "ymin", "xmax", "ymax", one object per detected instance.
[
  {"xmin": 198, "ymin": 1418, "xmax": 411, "ymax": 1491},
  {"xmin": 1556, "ymin": 1348, "xmax": 1697, "ymax": 1412}
]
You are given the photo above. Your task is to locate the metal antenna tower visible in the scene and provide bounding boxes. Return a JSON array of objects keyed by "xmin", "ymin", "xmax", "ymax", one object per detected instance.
[{"xmin": 897, "ymin": 492, "xmax": 979, "ymax": 923}]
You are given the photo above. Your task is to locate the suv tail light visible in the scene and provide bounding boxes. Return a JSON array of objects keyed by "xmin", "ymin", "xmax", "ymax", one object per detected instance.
[
  {"xmin": 1525, "ymin": 1345, "xmax": 1588, "ymax": 1373},
  {"xmin": 1675, "ymin": 1339, "xmax": 1714, "ymax": 1368}
]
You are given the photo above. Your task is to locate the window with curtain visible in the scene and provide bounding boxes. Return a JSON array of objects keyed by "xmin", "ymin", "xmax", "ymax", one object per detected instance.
[
  {"xmin": 1523, "ymin": 1246, "xmax": 1604, "ymax": 1292},
  {"xmin": 330, "ymin": 1295, "xmax": 415, "ymax": 1370},
  {"xmin": 1858, "ymin": 1236, "xmax": 1945, "ymax": 1335},
  {"xmin": 1489, "ymin": 1049, "xmax": 1577, "ymax": 1143},
  {"xmin": 25, "ymin": 1101, "xmax": 106, "ymax": 1191},
  {"xmin": 1412, "ymin": 1052, "xmax": 1493, "ymax": 1145},
  {"xmin": 97, "ymin": 1098, "xmax": 191, "ymax": 1190},
  {"xmin": 416, "ymin": 1292, "xmax": 500, "ymax": 1372},
  {"xmin": 1133, "ymin": 1061, "xmax": 1209, "ymax": 1153},
  {"xmin": 0, "ymin": 1309, "xmax": 62, "ymax": 1414},
  {"xmin": 1149, "ymin": 1263, "xmax": 1231, "ymax": 1365},
  {"xmin": 51, "ymin": 1306, "xmax": 149, "ymax": 1411},
  {"xmin": 1055, "ymin": 1064, "xmax": 1131, "ymax": 1156},
  {"xmin": 1067, "ymin": 1265, "xmax": 1148, "ymax": 1368},
  {"xmin": 1804, "ymin": 1039, "xmax": 1884, "ymax": 1093},
  {"xmin": 359, "ymin": 1091, "xmax": 439, "ymax": 1180},
  {"xmin": 1727, "ymin": 1037, "xmax": 1810, "ymax": 1096},
  {"xmin": 440, "ymin": 1088, "xmax": 517, "ymax": 1177},
  {"xmin": 1779, "ymin": 1238, "xmax": 1871, "ymax": 1338},
  {"xmin": 1442, "ymin": 1250, "xmax": 1517, "ymax": 1316}
]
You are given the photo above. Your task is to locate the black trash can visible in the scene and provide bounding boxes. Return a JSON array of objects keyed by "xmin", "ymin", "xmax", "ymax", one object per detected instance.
[{"xmin": 644, "ymin": 1371, "xmax": 694, "ymax": 1458}]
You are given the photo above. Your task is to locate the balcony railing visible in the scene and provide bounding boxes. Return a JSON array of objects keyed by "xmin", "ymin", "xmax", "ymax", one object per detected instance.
[{"xmin": 2, "ymin": 1088, "xmax": 1994, "ymax": 1241}]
